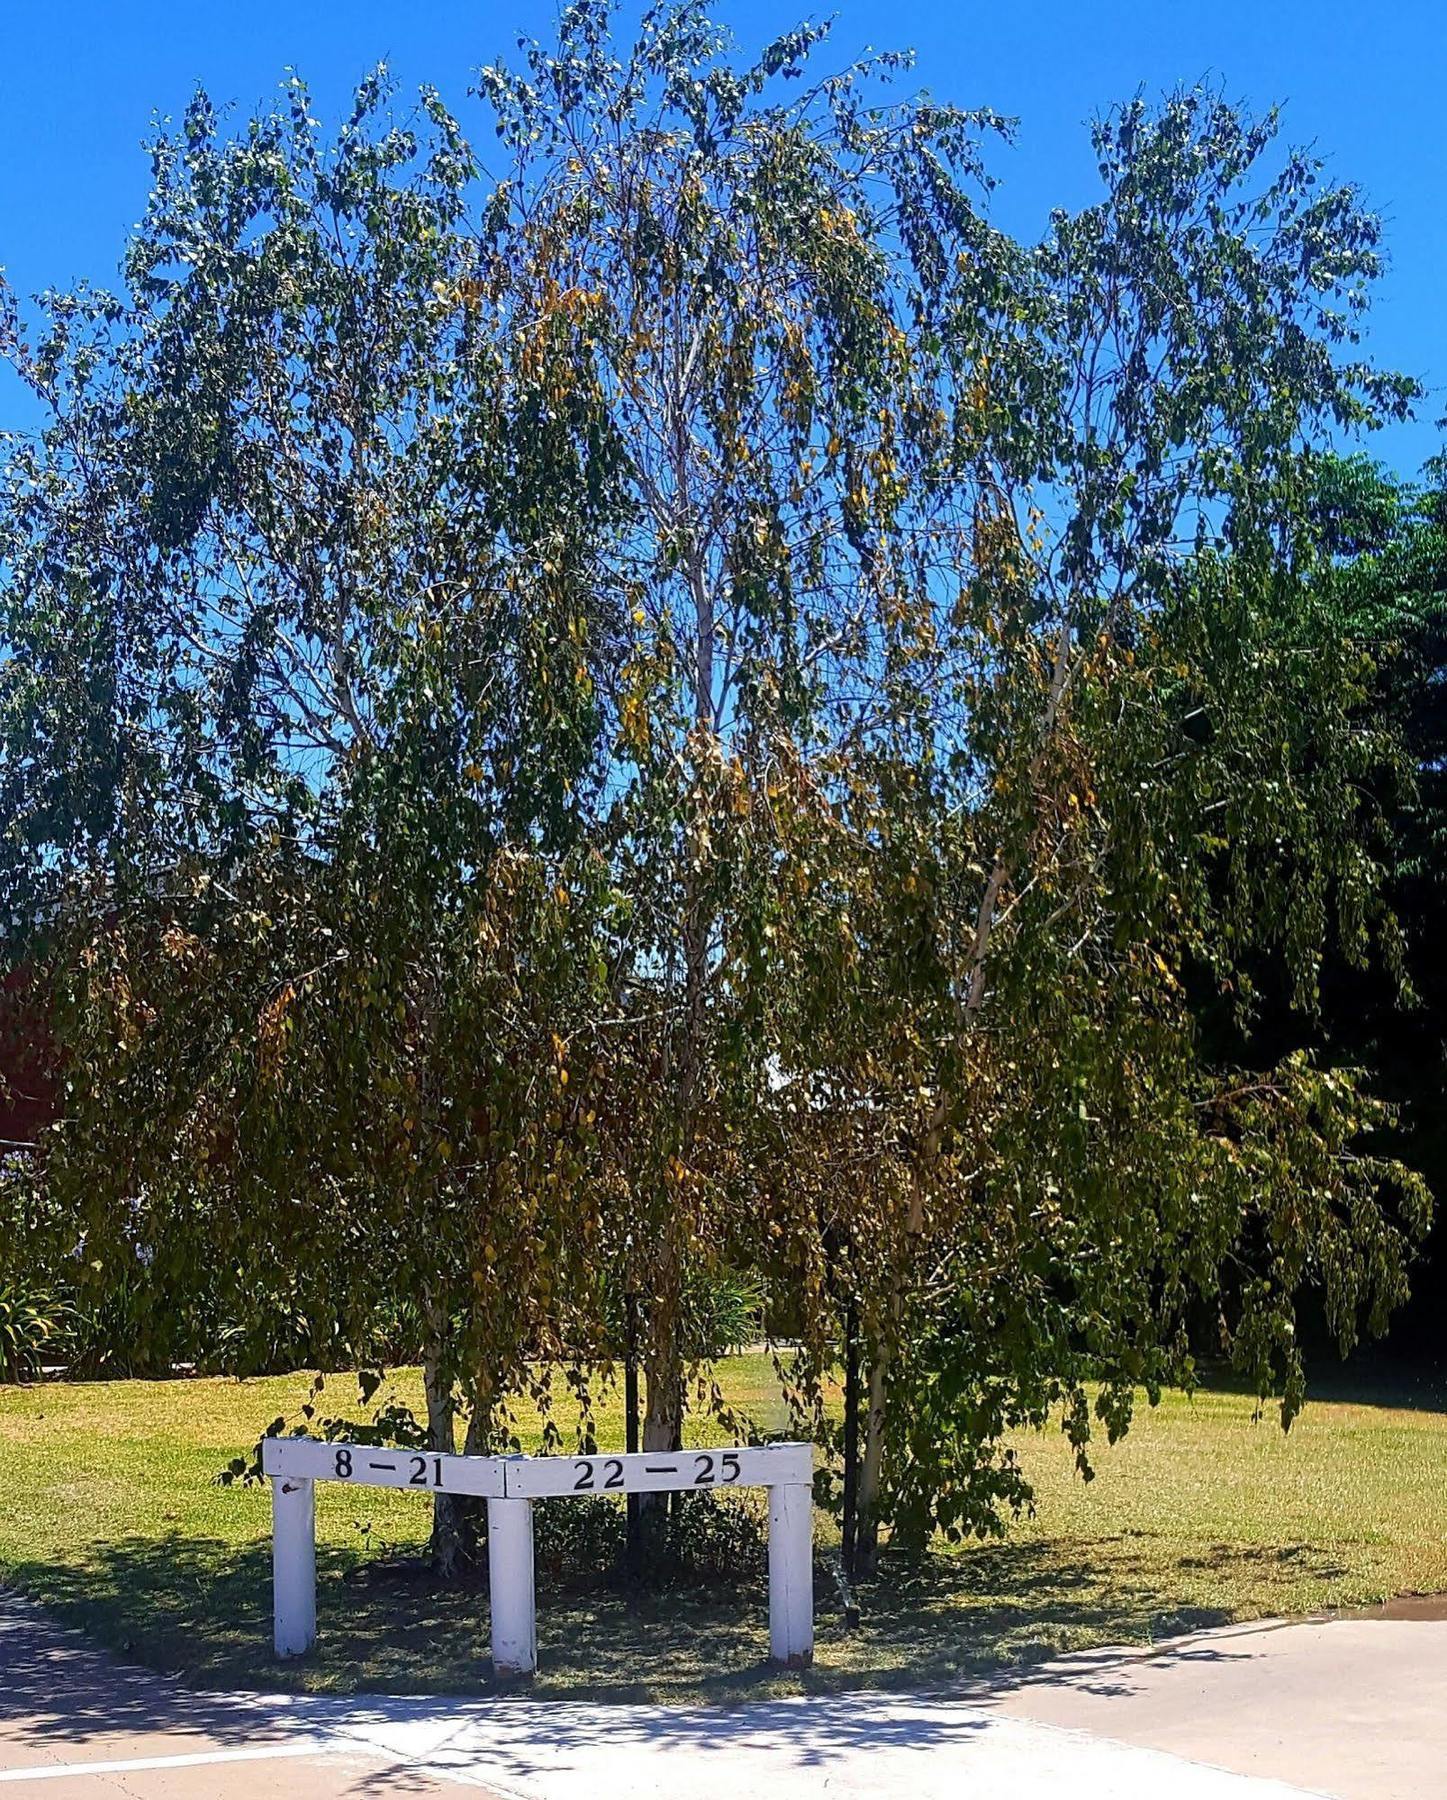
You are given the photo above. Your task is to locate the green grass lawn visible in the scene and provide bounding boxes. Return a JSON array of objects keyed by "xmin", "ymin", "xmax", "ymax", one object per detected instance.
[{"xmin": 2, "ymin": 1356, "xmax": 1446, "ymax": 1700}]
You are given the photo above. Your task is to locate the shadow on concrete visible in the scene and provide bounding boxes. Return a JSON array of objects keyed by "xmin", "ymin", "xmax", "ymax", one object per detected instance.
[{"xmin": 0, "ymin": 1594, "xmax": 442, "ymax": 1792}]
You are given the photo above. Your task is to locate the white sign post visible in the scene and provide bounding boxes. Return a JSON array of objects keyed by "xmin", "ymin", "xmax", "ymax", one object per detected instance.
[
  {"xmin": 270, "ymin": 1465, "xmax": 316, "ymax": 1659},
  {"xmin": 485, "ymin": 1492, "xmax": 537, "ymax": 1677},
  {"xmin": 261, "ymin": 1436, "xmax": 814, "ymax": 1677}
]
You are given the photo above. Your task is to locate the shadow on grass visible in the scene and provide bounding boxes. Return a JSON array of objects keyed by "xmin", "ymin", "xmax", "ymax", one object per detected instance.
[
  {"xmin": 0, "ymin": 1525, "xmax": 1331, "ymax": 1708},
  {"xmin": 1194, "ymin": 1353, "xmax": 1447, "ymax": 1415}
]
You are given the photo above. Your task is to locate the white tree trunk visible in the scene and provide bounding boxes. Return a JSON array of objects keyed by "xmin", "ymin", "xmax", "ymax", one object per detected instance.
[
  {"xmin": 854, "ymin": 1353, "xmax": 889, "ymax": 1573},
  {"xmin": 423, "ymin": 1319, "xmax": 468, "ymax": 1578}
]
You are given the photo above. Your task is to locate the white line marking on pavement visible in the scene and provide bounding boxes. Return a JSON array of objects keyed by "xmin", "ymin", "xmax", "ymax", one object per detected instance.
[{"xmin": 0, "ymin": 1742, "xmax": 327, "ymax": 1782}]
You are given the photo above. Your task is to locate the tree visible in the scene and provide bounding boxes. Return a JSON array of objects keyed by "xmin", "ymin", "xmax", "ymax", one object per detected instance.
[
  {"xmin": 468, "ymin": 0, "xmax": 1017, "ymax": 1473},
  {"xmin": 0, "ymin": 9, "xmax": 1431, "ymax": 1587},
  {"xmin": 0, "ymin": 66, "xmax": 631, "ymax": 1568},
  {"xmin": 1235, "ymin": 453, "xmax": 1447, "ymax": 1357},
  {"xmin": 754, "ymin": 90, "xmax": 1430, "ymax": 1566}
]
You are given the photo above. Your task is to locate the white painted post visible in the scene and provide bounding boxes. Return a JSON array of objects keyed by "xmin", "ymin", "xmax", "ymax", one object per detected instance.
[
  {"xmin": 487, "ymin": 1495, "xmax": 537, "ymax": 1679},
  {"xmin": 768, "ymin": 1479, "xmax": 814, "ymax": 1667},
  {"xmin": 272, "ymin": 1475, "xmax": 316, "ymax": 1659}
]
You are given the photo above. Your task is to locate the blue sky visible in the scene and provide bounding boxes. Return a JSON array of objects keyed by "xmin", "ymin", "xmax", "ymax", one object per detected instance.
[{"xmin": 2, "ymin": 1, "xmax": 1442, "ymax": 473}]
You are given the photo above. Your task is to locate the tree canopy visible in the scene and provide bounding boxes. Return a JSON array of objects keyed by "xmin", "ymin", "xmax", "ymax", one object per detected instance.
[{"xmin": 0, "ymin": 1, "xmax": 1432, "ymax": 1573}]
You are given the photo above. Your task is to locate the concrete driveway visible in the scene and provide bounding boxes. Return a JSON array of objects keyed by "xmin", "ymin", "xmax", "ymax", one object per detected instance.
[
  {"xmin": 988, "ymin": 1609, "xmax": 1447, "ymax": 1800},
  {"xmin": 2, "ymin": 1592, "xmax": 1442, "ymax": 1798}
]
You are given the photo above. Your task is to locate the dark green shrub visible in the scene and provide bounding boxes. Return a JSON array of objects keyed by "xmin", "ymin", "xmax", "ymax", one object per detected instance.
[{"xmin": 531, "ymin": 1487, "xmax": 767, "ymax": 1593}]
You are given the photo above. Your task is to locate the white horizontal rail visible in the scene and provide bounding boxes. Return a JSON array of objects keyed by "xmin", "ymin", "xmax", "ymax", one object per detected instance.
[
  {"xmin": 262, "ymin": 1436, "xmax": 505, "ymax": 1495},
  {"xmin": 502, "ymin": 1443, "xmax": 812, "ymax": 1498}
]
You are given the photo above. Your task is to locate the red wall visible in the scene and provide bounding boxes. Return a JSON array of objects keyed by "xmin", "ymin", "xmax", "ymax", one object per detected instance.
[{"xmin": 0, "ymin": 968, "xmax": 55, "ymax": 1149}]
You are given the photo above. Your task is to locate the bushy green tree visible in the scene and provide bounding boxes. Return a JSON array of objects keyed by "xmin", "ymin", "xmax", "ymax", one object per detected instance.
[
  {"xmin": 0, "ymin": 6, "xmax": 1431, "ymax": 1584},
  {"xmin": 0, "ymin": 65, "xmax": 632, "ymax": 1567},
  {"xmin": 754, "ymin": 89, "xmax": 1429, "ymax": 1563}
]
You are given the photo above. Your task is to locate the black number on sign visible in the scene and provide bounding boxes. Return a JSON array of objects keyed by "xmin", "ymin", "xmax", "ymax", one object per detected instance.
[
  {"xmin": 574, "ymin": 1460, "xmax": 595, "ymax": 1491},
  {"xmin": 693, "ymin": 1453, "xmax": 715, "ymax": 1485},
  {"xmin": 603, "ymin": 1458, "xmax": 624, "ymax": 1489},
  {"xmin": 721, "ymin": 1453, "xmax": 740, "ymax": 1483},
  {"xmin": 409, "ymin": 1455, "xmax": 429, "ymax": 1486},
  {"xmin": 434, "ymin": 1457, "xmax": 444, "ymax": 1487},
  {"xmin": 334, "ymin": 1448, "xmax": 353, "ymax": 1478}
]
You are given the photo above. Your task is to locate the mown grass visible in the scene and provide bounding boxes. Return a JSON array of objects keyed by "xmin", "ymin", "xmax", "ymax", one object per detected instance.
[{"xmin": 2, "ymin": 1356, "xmax": 1445, "ymax": 1699}]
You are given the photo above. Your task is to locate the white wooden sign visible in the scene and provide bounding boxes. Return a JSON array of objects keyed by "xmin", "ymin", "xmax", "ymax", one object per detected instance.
[
  {"xmin": 504, "ymin": 1443, "xmax": 812, "ymax": 1498},
  {"xmin": 261, "ymin": 1436, "xmax": 814, "ymax": 1677},
  {"xmin": 264, "ymin": 1436, "xmax": 506, "ymax": 1494}
]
